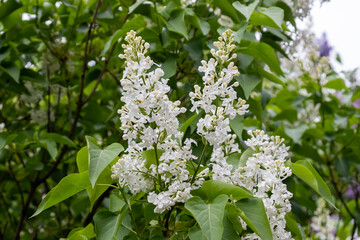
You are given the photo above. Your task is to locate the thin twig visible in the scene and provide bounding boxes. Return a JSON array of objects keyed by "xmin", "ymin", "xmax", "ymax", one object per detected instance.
[
  {"xmin": 0, "ymin": 191, "xmax": 15, "ymax": 231},
  {"xmin": 7, "ymin": 155, "xmax": 25, "ymax": 208}
]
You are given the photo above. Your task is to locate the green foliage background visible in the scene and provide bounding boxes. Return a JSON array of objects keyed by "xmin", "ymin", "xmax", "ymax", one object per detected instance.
[{"xmin": 0, "ymin": 0, "xmax": 359, "ymax": 239}]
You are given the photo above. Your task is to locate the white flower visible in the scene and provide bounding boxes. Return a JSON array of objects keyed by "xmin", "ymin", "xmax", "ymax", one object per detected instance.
[
  {"xmin": 111, "ymin": 31, "xmax": 205, "ymax": 213},
  {"xmin": 190, "ymin": 29, "xmax": 248, "ymax": 182},
  {"xmin": 232, "ymin": 130, "xmax": 293, "ymax": 239}
]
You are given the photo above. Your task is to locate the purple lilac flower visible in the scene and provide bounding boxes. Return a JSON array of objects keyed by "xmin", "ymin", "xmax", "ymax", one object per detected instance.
[
  {"xmin": 316, "ymin": 33, "xmax": 332, "ymax": 57},
  {"xmin": 346, "ymin": 184, "xmax": 360, "ymax": 199},
  {"xmin": 353, "ymin": 98, "xmax": 360, "ymax": 109}
]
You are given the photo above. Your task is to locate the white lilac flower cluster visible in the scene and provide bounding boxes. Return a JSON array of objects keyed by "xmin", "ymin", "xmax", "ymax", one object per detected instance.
[
  {"xmin": 180, "ymin": 0, "xmax": 196, "ymax": 7},
  {"xmin": 233, "ymin": 130, "xmax": 293, "ymax": 240},
  {"xmin": 111, "ymin": 30, "xmax": 207, "ymax": 214},
  {"xmin": 190, "ymin": 29, "xmax": 249, "ymax": 183},
  {"xmin": 282, "ymin": 0, "xmax": 330, "ymax": 20},
  {"xmin": 190, "ymin": 30, "xmax": 293, "ymax": 238},
  {"xmin": 310, "ymin": 199, "xmax": 339, "ymax": 240},
  {"xmin": 310, "ymin": 199, "xmax": 360, "ymax": 240},
  {"xmin": 112, "ymin": 29, "xmax": 294, "ymax": 238}
]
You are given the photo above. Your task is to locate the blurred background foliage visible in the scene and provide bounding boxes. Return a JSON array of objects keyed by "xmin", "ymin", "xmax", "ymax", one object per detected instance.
[{"xmin": 0, "ymin": 0, "xmax": 359, "ymax": 239}]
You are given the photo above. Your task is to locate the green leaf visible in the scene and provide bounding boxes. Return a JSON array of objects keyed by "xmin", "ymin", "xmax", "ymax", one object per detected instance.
[
  {"xmin": 180, "ymin": 111, "xmax": 203, "ymax": 135},
  {"xmin": 285, "ymin": 213, "xmax": 304, "ymax": 240},
  {"xmin": 222, "ymin": 210, "xmax": 241, "ymax": 239},
  {"xmin": 188, "ymin": 227, "xmax": 207, "ymax": 240},
  {"xmin": 286, "ymin": 160, "xmax": 335, "ymax": 208},
  {"xmin": 0, "ymin": 63, "xmax": 20, "ymax": 83},
  {"xmin": 76, "ymin": 146, "xmax": 113, "ymax": 209},
  {"xmin": 109, "ymin": 191, "xmax": 125, "ymax": 212},
  {"xmin": 237, "ymin": 41, "xmax": 283, "ymax": 76},
  {"xmin": 86, "ymin": 136, "xmax": 124, "ymax": 188},
  {"xmin": 230, "ymin": 115, "xmax": 244, "ymax": 140},
  {"xmin": 250, "ymin": 7, "xmax": 284, "ymax": 29},
  {"xmin": 32, "ymin": 171, "xmax": 91, "ymax": 217},
  {"xmin": 185, "ymin": 194, "xmax": 228, "ymax": 240},
  {"xmin": 40, "ymin": 139, "xmax": 58, "ymax": 160},
  {"xmin": 66, "ymin": 224, "xmax": 96, "ymax": 240},
  {"xmin": 284, "ymin": 125, "xmax": 309, "ymax": 144},
  {"xmin": 235, "ymin": 74, "xmax": 261, "ymax": 99},
  {"xmin": 42, "ymin": 133, "xmax": 76, "ymax": 148},
  {"xmin": 236, "ymin": 198, "xmax": 273, "ymax": 240},
  {"xmin": 0, "ymin": 47, "xmax": 11, "ymax": 62},
  {"xmin": 97, "ymin": 7, "xmax": 114, "ymax": 19},
  {"xmin": 226, "ymin": 153, "xmax": 242, "ymax": 171},
  {"xmin": 190, "ymin": 16, "xmax": 210, "ymax": 35},
  {"xmin": 323, "ymin": 78, "xmax": 346, "ymax": 90},
  {"xmin": 161, "ymin": 54, "xmax": 177, "ymax": 78},
  {"xmin": 196, "ymin": 180, "xmax": 253, "ymax": 202},
  {"xmin": 0, "ymin": 0, "xmax": 22, "ymax": 21},
  {"xmin": 0, "ymin": 136, "xmax": 6, "ymax": 150},
  {"xmin": 233, "ymin": 0, "xmax": 259, "ymax": 21},
  {"xmin": 94, "ymin": 211, "xmax": 129, "ymax": 240},
  {"xmin": 199, "ymin": 20, "xmax": 210, "ymax": 36},
  {"xmin": 129, "ymin": 0, "xmax": 147, "ymax": 14},
  {"xmin": 88, "ymin": 167, "xmax": 113, "ymax": 210},
  {"xmin": 167, "ymin": 9, "xmax": 188, "ymax": 39},
  {"xmin": 225, "ymin": 204, "xmax": 243, "ymax": 234},
  {"xmin": 213, "ymin": 0, "xmax": 240, "ymax": 23},
  {"xmin": 102, "ymin": 15, "xmax": 146, "ymax": 55},
  {"xmin": 76, "ymin": 147, "xmax": 89, "ymax": 173},
  {"xmin": 239, "ymin": 148, "xmax": 256, "ymax": 167},
  {"xmin": 255, "ymin": 64, "xmax": 284, "ymax": 86},
  {"xmin": 142, "ymin": 148, "xmax": 164, "ymax": 168}
]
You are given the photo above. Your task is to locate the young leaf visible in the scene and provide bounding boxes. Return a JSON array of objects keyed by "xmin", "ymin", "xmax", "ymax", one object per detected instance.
[
  {"xmin": 286, "ymin": 160, "xmax": 335, "ymax": 208},
  {"xmin": 185, "ymin": 194, "xmax": 228, "ymax": 240},
  {"xmin": 32, "ymin": 171, "xmax": 91, "ymax": 217},
  {"xmin": 86, "ymin": 136, "xmax": 124, "ymax": 188}
]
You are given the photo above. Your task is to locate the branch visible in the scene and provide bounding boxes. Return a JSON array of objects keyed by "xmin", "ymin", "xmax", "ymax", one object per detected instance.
[
  {"xmin": 78, "ymin": 0, "xmax": 103, "ymax": 107},
  {"xmin": 83, "ymin": 188, "xmax": 111, "ymax": 226},
  {"xmin": 7, "ymin": 156, "xmax": 24, "ymax": 208},
  {"xmin": 82, "ymin": 42, "xmax": 118, "ymax": 104},
  {"xmin": 82, "ymin": 13, "xmax": 129, "ymax": 104}
]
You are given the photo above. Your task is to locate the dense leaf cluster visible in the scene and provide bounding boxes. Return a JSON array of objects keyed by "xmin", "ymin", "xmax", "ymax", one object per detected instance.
[{"xmin": 0, "ymin": 0, "xmax": 359, "ymax": 239}]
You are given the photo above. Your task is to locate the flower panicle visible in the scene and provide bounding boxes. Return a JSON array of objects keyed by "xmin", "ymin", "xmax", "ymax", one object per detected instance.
[{"xmin": 111, "ymin": 30, "xmax": 206, "ymax": 214}]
